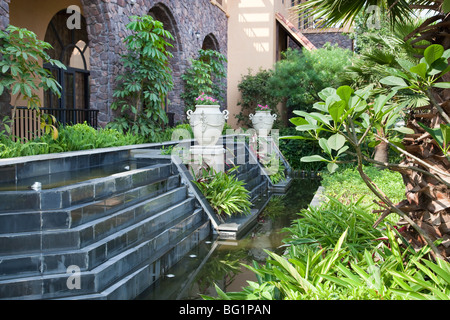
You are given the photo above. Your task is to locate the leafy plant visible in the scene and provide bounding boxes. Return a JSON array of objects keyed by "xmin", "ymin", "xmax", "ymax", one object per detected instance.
[
  {"xmin": 0, "ymin": 25, "xmax": 64, "ymax": 135},
  {"xmin": 285, "ymin": 45, "xmax": 450, "ymax": 259},
  {"xmin": 268, "ymin": 46, "xmax": 352, "ymax": 115},
  {"xmin": 181, "ymin": 49, "xmax": 227, "ymax": 111},
  {"xmin": 235, "ymin": 68, "xmax": 281, "ymax": 128},
  {"xmin": 109, "ymin": 15, "xmax": 174, "ymax": 140},
  {"xmin": 192, "ymin": 166, "xmax": 251, "ymax": 219}
]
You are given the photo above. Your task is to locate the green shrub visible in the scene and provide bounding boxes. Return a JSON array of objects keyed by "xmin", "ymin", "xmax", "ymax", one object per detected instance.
[
  {"xmin": 235, "ymin": 68, "xmax": 281, "ymax": 128},
  {"xmin": 181, "ymin": 49, "xmax": 227, "ymax": 112},
  {"xmin": 0, "ymin": 123, "xmax": 144, "ymax": 159},
  {"xmin": 205, "ymin": 203, "xmax": 450, "ymax": 300},
  {"xmin": 192, "ymin": 166, "xmax": 251, "ymax": 219},
  {"xmin": 268, "ymin": 45, "xmax": 352, "ymax": 115}
]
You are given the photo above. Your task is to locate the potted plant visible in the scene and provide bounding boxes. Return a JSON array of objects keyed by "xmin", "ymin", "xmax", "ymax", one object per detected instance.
[
  {"xmin": 249, "ymin": 104, "xmax": 277, "ymax": 133},
  {"xmin": 187, "ymin": 92, "xmax": 229, "ymax": 146}
]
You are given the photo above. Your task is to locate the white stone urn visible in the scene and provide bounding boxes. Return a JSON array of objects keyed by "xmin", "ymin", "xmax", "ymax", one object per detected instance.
[
  {"xmin": 249, "ymin": 110, "xmax": 277, "ymax": 132},
  {"xmin": 187, "ymin": 105, "xmax": 229, "ymax": 146}
]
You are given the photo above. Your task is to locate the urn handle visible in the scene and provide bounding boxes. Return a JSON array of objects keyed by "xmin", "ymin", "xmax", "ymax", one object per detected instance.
[
  {"xmin": 272, "ymin": 114, "xmax": 278, "ymax": 120},
  {"xmin": 249, "ymin": 113, "xmax": 254, "ymax": 120},
  {"xmin": 186, "ymin": 109, "xmax": 194, "ymax": 120},
  {"xmin": 223, "ymin": 110, "xmax": 230, "ymax": 120}
]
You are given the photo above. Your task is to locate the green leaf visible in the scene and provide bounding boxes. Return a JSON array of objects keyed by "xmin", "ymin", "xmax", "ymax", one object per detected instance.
[
  {"xmin": 380, "ymin": 76, "xmax": 408, "ymax": 87},
  {"xmin": 328, "ymin": 133, "xmax": 346, "ymax": 151},
  {"xmin": 424, "ymin": 44, "xmax": 444, "ymax": 66},
  {"xmin": 327, "ymin": 162, "xmax": 339, "ymax": 174},
  {"xmin": 393, "ymin": 127, "xmax": 415, "ymax": 135},
  {"xmin": 290, "ymin": 117, "xmax": 308, "ymax": 126},
  {"xmin": 409, "ymin": 63, "xmax": 427, "ymax": 79},
  {"xmin": 443, "ymin": 0, "xmax": 450, "ymax": 13},
  {"xmin": 328, "ymin": 100, "xmax": 346, "ymax": 124},
  {"xmin": 441, "ymin": 124, "xmax": 450, "ymax": 147},
  {"xmin": 336, "ymin": 85, "xmax": 353, "ymax": 104},
  {"xmin": 418, "ymin": 122, "xmax": 444, "ymax": 146},
  {"xmin": 319, "ymin": 138, "xmax": 331, "ymax": 155},
  {"xmin": 318, "ymin": 87, "xmax": 336, "ymax": 101},
  {"xmin": 301, "ymin": 155, "xmax": 329, "ymax": 163},
  {"xmin": 432, "ymin": 82, "xmax": 450, "ymax": 89},
  {"xmin": 296, "ymin": 124, "xmax": 321, "ymax": 132}
]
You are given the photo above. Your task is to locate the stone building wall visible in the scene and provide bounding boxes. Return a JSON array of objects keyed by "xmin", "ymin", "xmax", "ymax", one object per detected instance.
[
  {"xmin": 305, "ymin": 32, "xmax": 353, "ymax": 51},
  {"xmin": 0, "ymin": 0, "xmax": 228, "ymax": 126},
  {"xmin": 0, "ymin": 0, "xmax": 10, "ymax": 123}
]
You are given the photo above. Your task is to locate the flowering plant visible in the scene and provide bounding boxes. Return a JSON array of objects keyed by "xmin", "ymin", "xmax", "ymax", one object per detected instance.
[
  {"xmin": 256, "ymin": 104, "xmax": 271, "ymax": 111},
  {"xmin": 195, "ymin": 92, "xmax": 219, "ymax": 105}
]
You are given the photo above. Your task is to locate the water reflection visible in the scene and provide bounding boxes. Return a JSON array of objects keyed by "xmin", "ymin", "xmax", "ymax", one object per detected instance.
[{"xmin": 137, "ymin": 178, "xmax": 321, "ymax": 300}]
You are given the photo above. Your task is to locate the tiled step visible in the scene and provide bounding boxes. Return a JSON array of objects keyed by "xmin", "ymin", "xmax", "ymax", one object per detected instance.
[
  {"xmin": 0, "ymin": 163, "xmax": 173, "ymax": 213},
  {"xmin": 0, "ymin": 208, "xmax": 209, "ymax": 300},
  {"xmin": 0, "ymin": 196, "xmax": 196, "ymax": 280},
  {"xmin": 0, "ymin": 175, "xmax": 180, "ymax": 234},
  {"xmin": 0, "ymin": 187, "xmax": 189, "ymax": 256},
  {"xmin": 60, "ymin": 219, "xmax": 211, "ymax": 300}
]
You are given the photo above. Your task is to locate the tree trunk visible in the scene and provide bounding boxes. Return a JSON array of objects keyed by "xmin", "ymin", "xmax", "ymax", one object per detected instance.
[
  {"xmin": 392, "ymin": 12, "xmax": 450, "ymax": 260},
  {"xmin": 395, "ymin": 103, "xmax": 450, "ymax": 259}
]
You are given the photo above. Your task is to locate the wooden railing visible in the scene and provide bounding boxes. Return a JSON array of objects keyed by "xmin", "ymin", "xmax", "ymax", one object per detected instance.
[{"xmin": 11, "ymin": 107, "xmax": 99, "ymax": 141}]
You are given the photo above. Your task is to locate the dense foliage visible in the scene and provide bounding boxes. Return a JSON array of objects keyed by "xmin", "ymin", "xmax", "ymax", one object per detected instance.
[
  {"xmin": 0, "ymin": 25, "xmax": 64, "ymax": 135},
  {"xmin": 193, "ymin": 166, "xmax": 251, "ymax": 219},
  {"xmin": 0, "ymin": 123, "xmax": 144, "ymax": 158},
  {"xmin": 108, "ymin": 15, "xmax": 174, "ymax": 140},
  {"xmin": 205, "ymin": 168, "xmax": 450, "ymax": 300},
  {"xmin": 269, "ymin": 45, "xmax": 353, "ymax": 115},
  {"xmin": 235, "ymin": 68, "xmax": 281, "ymax": 128},
  {"xmin": 181, "ymin": 49, "xmax": 227, "ymax": 112}
]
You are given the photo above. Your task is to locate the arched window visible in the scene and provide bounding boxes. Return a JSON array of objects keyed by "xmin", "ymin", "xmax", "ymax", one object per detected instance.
[{"xmin": 43, "ymin": 9, "xmax": 90, "ymax": 125}]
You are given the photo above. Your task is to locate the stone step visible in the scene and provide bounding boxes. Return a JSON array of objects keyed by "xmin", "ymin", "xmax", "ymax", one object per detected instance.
[
  {"xmin": 0, "ymin": 187, "xmax": 189, "ymax": 256},
  {"xmin": 0, "ymin": 163, "xmax": 173, "ymax": 213},
  {"xmin": 0, "ymin": 175, "xmax": 181, "ymax": 234},
  {"xmin": 0, "ymin": 209, "xmax": 209, "ymax": 300},
  {"xmin": 0, "ymin": 197, "xmax": 197, "ymax": 281}
]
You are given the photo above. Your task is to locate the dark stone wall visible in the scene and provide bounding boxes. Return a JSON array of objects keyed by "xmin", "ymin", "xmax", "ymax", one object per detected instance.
[
  {"xmin": 80, "ymin": 0, "xmax": 229, "ymax": 126},
  {"xmin": 0, "ymin": 0, "xmax": 228, "ymax": 126},
  {"xmin": 305, "ymin": 32, "xmax": 353, "ymax": 50},
  {"xmin": 0, "ymin": 0, "xmax": 10, "ymax": 123}
]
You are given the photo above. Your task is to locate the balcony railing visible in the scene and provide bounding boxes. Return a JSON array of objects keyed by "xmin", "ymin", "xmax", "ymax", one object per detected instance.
[{"xmin": 10, "ymin": 107, "xmax": 99, "ymax": 141}]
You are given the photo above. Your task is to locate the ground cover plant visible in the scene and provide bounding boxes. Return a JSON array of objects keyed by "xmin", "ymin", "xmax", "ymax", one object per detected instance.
[
  {"xmin": 0, "ymin": 123, "xmax": 144, "ymax": 158},
  {"xmin": 192, "ymin": 166, "xmax": 251, "ymax": 220},
  {"xmin": 204, "ymin": 192, "xmax": 450, "ymax": 300}
]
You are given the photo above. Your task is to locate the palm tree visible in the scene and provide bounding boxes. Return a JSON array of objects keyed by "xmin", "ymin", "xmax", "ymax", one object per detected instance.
[{"xmin": 296, "ymin": 0, "xmax": 450, "ymax": 260}]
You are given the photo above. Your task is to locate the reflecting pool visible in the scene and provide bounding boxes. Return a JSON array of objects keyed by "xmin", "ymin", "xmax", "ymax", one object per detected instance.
[{"xmin": 136, "ymin": 178, "xmax": 321, "ymax": 300}]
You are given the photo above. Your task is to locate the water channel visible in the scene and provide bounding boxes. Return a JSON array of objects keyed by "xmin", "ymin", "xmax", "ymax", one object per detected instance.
[{"xmin": 136, "ymin": 177, "xmax": 321, "ymax": 300}]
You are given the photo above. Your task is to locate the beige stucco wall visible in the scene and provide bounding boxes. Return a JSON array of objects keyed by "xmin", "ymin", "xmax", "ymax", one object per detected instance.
[
  {"xmin": 225, "ymin": 0, "xmax": 289, "ymax": 129},
  {"xmin": 8, "ymin": 0, "xmax": 83, "ymax": 106}
]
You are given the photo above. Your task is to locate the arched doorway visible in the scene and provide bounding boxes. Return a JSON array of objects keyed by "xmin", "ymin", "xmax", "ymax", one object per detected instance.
[
  {"xmin": 148, "ymin": 3, "xmax": 182, "ymax": 125},
  {"xmin": 43, "ymin": 9, "xmax": 94, "ymax": 126},
  {"xmin": 202, "ymin": 33, "xmax": 220, "ymax": 52}
]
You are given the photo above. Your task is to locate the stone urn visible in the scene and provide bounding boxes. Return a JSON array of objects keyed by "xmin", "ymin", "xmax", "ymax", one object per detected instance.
[
  {"xmin": 249, "ymin": 110, "xmax": 277, "ymax": 132},
  {"xmin": 187, "ymin": 105, "xmax": 229, "ymax": 146}
]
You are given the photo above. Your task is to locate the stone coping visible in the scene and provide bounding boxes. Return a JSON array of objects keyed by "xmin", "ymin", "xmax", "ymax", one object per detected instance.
[{"xmin": 0, "ymin": 135, "xmax": 251, "ymax": 167}]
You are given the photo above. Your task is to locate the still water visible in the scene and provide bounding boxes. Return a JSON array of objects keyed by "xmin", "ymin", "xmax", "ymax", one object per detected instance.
[{"xmin": 136, "ymin": 178, "xmax": 321, "ymax": 300}]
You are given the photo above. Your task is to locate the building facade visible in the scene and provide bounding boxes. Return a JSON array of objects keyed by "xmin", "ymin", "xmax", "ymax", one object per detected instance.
[
  {"xmin": 0, "ymin": 0, "xmax": 228, "ymax": 127},
  {"xmin": 1, "ymin": 0, "xmax": 352, "ymax": 134}
]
